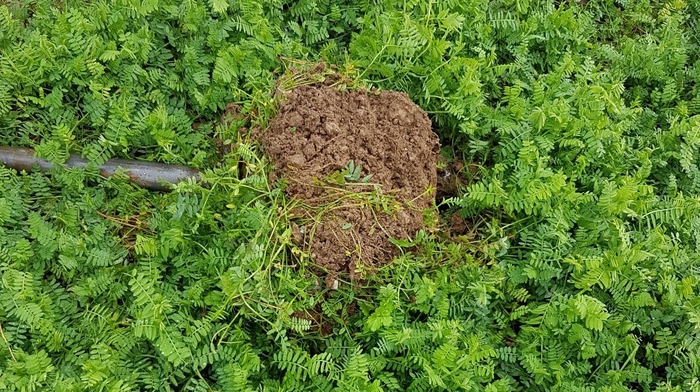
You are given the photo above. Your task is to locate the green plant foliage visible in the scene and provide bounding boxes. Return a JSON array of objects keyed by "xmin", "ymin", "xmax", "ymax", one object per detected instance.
[
  {"xmin": 1, "ymin": 0, "xmax": 700, "ymax": 391},
  {"xmin": 345, "ymin": 0, "xmax": 700, "ymax": 390}
]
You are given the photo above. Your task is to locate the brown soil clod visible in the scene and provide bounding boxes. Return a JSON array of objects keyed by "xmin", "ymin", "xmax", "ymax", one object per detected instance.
[{"xmin": 259, "ymin": 84, "xmax": 439, "ymax": 287}]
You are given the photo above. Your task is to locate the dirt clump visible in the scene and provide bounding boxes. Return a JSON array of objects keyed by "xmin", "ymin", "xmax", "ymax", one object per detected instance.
[{"xmin": 259, "ymin": 84, "xmax": 439, "ymax": 286}]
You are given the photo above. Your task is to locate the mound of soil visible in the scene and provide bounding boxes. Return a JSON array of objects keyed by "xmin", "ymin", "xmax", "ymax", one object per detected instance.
[{"xmin": 260, "ymin": 84, "xmax": 439, "ymax": 286}]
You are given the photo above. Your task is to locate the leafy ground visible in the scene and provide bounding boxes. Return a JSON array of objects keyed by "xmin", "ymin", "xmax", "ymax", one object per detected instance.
[{"xmin": 1, "ymin": 0, "xmax": 700, "ymax": 391}]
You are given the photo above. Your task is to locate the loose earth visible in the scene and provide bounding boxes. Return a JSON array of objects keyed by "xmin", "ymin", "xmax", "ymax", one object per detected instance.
[{"xmin": 260, "ymin": 84, "xmax": 439, "ymax": 286}]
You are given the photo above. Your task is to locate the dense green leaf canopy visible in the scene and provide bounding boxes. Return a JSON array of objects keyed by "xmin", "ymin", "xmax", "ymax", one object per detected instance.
[{"xmin": 1, "ymin": 0, "xmax": 700, "ymax": 391}]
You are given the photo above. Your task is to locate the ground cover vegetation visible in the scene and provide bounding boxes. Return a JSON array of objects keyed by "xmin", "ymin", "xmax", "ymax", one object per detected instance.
[{"xmin": 1, "ymin": 0, "xmax": 700, "ymax": 390}]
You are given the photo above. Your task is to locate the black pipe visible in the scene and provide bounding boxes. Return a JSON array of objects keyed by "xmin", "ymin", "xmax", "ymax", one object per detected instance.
[{"xmin": 0, "ymin": 147, "xmax": 201, "ymax": 191}]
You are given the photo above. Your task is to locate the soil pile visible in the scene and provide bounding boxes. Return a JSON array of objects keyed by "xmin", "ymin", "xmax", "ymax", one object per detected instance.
[{"xmin": 260, "ymin": 84, "xmax": 439, "ymax": 286}]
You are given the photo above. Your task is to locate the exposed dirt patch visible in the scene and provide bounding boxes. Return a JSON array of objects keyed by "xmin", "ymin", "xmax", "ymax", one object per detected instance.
[{"xmin": 259, "ymin": 85, "xmax": 439, "ymax": 286}]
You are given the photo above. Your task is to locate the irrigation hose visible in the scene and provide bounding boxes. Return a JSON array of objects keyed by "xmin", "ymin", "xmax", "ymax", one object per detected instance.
[{"xmin": 0, "ymin": 147, "xmax": 201, "ymax": 191}]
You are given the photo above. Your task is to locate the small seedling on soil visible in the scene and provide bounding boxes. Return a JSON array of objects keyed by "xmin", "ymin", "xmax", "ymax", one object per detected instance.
[
  {"xmin": 329, "ymin": 160, "xmax": 374, "ymax": 184},
  {"xmin": 344, "ymin": 160, "xmax": 362, "ymax": 181},
  {"xmin": 326, "ymin": 160, "xmax": 374, "ymax": 185}
]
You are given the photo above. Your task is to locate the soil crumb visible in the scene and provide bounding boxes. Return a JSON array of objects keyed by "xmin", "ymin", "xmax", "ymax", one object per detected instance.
[{"xmin": 260, "ymin": 85, "xmax": 439, "ymax": 286}]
